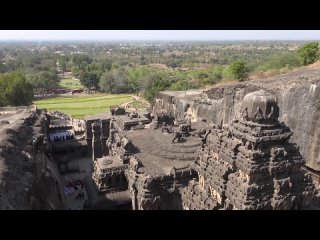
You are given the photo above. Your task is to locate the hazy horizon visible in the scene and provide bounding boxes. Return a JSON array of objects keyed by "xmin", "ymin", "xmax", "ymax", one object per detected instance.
[{"xmin": 0, "ymin": 30, "xmax": 320, "ymax": 41}]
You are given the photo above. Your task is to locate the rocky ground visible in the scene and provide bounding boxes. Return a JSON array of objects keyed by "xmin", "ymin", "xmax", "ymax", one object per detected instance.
[{"xmin": 0, "ymin": 107, "xmax": 64, "ymax": 209}]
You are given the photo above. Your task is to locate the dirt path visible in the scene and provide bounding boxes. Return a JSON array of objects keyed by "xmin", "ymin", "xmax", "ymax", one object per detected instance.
[{"xmin": 120, "ymin": 95, "xmax": 150, "ymax": 110}]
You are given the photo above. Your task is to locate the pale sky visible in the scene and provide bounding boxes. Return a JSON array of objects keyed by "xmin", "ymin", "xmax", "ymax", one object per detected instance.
[{"xmin": 0, "ymin": 30, "xmax": 319, "ymax": 41}]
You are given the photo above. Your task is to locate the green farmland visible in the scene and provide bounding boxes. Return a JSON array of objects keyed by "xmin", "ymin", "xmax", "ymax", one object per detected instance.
[
  {"xmin": 59, "ymin": 78, "xmax": 83, "ymax": 89},
  {"xmin": 34, "ymin": 94, "xmax": 132, "ymax": 119}
]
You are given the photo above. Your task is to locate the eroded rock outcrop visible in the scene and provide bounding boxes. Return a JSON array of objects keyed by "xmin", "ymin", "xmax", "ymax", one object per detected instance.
[{"xmin": 0, "ymin": 107, "xmax": 64, "ymax": 209}]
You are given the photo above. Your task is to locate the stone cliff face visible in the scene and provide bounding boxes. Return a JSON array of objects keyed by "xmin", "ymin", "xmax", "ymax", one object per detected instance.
[
  {"xmin": 0, "ymin": 107, "xmax": 64, "ymax": 209},
  {"xmin": 153, "ymin": 66, "xmax": 320, "ymax": 171}
]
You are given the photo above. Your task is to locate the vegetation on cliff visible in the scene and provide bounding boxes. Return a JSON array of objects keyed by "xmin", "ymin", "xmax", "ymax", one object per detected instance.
[{"xmin": 298, "ymin": 42, "xmax": 319, "ymax": 65}]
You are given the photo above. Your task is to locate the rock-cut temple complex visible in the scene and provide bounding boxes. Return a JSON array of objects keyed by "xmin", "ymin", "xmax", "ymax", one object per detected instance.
[
  {"xmin": 180, "ymin": 90, "xmax": 314, "ymax": 210},
  {"xmin": 83, "ymin": 90, "xmax": 315, "ymax": 210},
  {"xmin": 2, "ymin": 62, "xmax": 320, "ymax": 210}
]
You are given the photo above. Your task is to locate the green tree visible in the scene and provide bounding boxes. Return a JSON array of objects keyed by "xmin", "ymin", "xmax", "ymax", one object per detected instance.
[
  {"xmin": 0, "ymin": 61, "xmax": 6, "ymax": 73},
  {"xmin": 72, "ymin": 54, "xmax": 92, "ymax": 69},
  {"xmin": 79, "ymin": 71, "xmax": 99, "ymax": 89},
  {"xmin": 58, "ymin": 57, "xmax": 68, "ymax": 71},
  {"xmin": 127, "ymin": 66, "xmax": 158, "ymax": 92},
  {"xmin": 298, "ymin": 42, "xmax": 319, "ymax": 65},
  {"xmin": 27, "ymin": 71, "xmax": 59, "ymax": 90},
  {"xmin": 142, "ymin": 72, "xmax": 171, "ymax": 100},
  {"xmin": 99, "ymin": 69, "xmax": 130, "ymax": 94},
  {"xmin": 229, "ymin": 60, "xmax": 249, "ymax": 81},
  {"xmin": 0, "ymin": 72, "xmax": 33, "ymax": 106},
  {"xmin": 98, "ymin": 60, "xmax": 112, "ymax": 72}
]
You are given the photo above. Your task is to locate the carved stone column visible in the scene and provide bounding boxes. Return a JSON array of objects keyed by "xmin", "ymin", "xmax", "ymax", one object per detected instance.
[{"xmin": 92, "ymin": 123, "xmax": 103, "ymax": 161}]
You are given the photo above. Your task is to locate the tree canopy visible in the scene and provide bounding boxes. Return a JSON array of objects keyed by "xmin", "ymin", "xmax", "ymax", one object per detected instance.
[
  {"xmin": 0, "ymin": 72, "xmax": 33, "ymax": 106},
  {"xmin": 26, "ymin": 71, "xmax": 59, "ymax": 90},
  {"xmin": 141, "ymin": 72, "xmax": 171, "ymax": 100},
  {"xmin": 99, "ymin": 69, "xmax": 130, "ymax": 94},
  {"xmin": 229, "ymin": 60, "xmax": 249, "ymax": 81},
  {"xmin": 298, "ymin": 42, "xmax": 319, "ymax": 65},
  {"xmin": 79, "ymin": 71, "xmax": 100, "ymax": 89}
]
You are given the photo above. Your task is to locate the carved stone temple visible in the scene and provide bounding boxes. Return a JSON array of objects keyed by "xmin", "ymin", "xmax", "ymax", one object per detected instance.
[
  {"xmin": 84, "ymin": 91, "xmax": 315, "ymax": 210},
  {"xmin": 180, "ymin": 90, "xmax": 315, "ymax": 210}
]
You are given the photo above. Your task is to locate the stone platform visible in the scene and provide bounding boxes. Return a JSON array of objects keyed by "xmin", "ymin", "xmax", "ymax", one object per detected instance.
[{"xmin": 124, "ymin": 127, "xmax": 203, "ymax": 175}]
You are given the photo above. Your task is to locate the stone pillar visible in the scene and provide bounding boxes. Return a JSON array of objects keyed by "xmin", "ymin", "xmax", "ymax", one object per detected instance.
[
  {"xmin": 101, "ymin": 119, "xmax": 110, "ymax": 156},
  {"xmin": 85, "ymin": 120, "xmax": 93, "ymax": 139},
  {"xmin": 85, "ymin": 120, "xmax": 93, "ymax": 155},
  {"xmin": 101, "ymin": 119, "xmax": 110, "ymax": 139},
  {"xmin": 92, "ymin": 123, "xmax": 103, "ymax": 161}
]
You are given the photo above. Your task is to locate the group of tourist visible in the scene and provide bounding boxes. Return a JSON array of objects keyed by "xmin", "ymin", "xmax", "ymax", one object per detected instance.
[
  {"xmin": 49, "ymin": 129, "xmax": 75, "ymax": 142},
  {"xmin": 53, "ymin": 134, "xmax": 74, "ymax": 141},
  {"xmin": 63, "ymin": 179, "xmax": 84, "ymax": 198}
]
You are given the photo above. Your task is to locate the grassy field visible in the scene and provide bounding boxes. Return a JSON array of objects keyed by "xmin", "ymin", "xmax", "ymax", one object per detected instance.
[
  {"xmin": 34, "ymin": 94, "xmax": 132, "ymax": 119},
  {"xmin": 59, "ymin": 78, "xmax": 83, "ymax": 89}
]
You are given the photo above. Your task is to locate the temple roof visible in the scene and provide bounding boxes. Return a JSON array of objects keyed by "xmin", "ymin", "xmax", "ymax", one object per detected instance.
[
  {"xmin": 240, "ymin": 90, "xmax": 279, "ymax": 124},
  {"xmin": 96, "ymin": 156, "xmax": 123, "ymax": 170}
]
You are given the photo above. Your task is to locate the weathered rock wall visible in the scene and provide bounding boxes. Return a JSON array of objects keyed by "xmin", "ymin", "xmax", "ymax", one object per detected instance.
[
  {"xmin": 153, "ymin": 67, "xmax": 320, "ymax": 171},
  {"xmin": 0, "ymin": 107, "xmax": 64, "ymax": 209}
]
